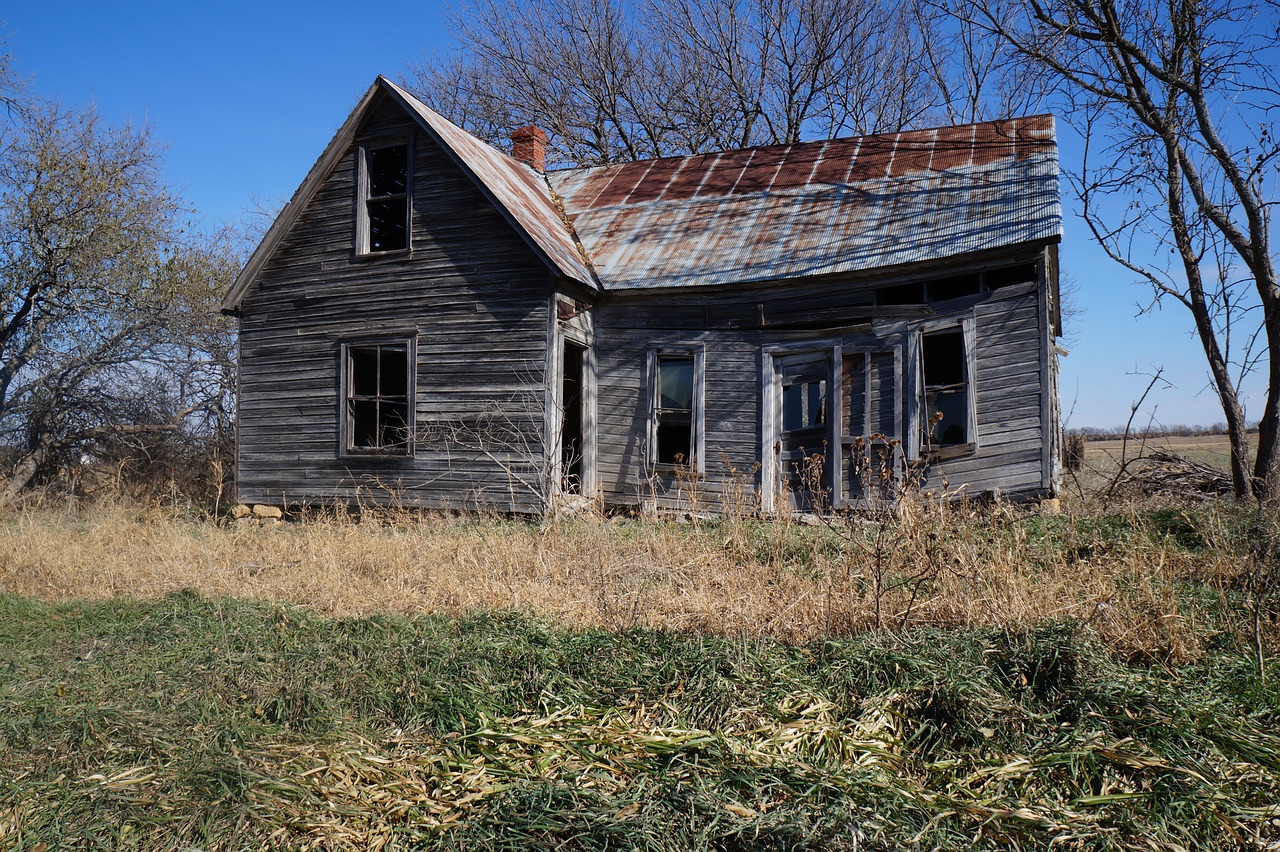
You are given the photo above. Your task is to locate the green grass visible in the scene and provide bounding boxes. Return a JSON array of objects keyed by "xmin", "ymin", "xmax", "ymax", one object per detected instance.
[{"xmin": 2, "ymin": 592, "xmax": 1278, "ymax": 850}]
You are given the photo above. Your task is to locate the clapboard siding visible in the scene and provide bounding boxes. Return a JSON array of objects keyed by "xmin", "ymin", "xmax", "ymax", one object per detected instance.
[
  {"xmin": 236, "ymin": 95, "xmax": 553, "ymax": 511},
  {"xmin": 921, "ymin": 285, "xmax": 1046, "ymax": 496},
  {"xmin": 591, "ymin": 253, "xmax": 1054, "ymax": 509},
  {"xmin": 593, "ymin": 297, "xmax": 765, "ymax": 506}
]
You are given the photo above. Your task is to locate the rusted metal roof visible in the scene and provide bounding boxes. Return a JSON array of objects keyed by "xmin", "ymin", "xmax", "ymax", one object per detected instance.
[
  {"xmin": 383, "ymin": 79, "xmax": 598, "ymax": 289},
  {"xmin": 225, "ymin": 82, "xmax": 1058, "ymax": 311},
  {"xmin": 549, "ymin": 116, "xmax": 1061, "ymax": 291}
]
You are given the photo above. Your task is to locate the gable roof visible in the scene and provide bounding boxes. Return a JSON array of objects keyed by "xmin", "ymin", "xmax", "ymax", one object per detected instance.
[
  {"xmin": 381, "ymin": 79, "xmax": 597, "ymax": 290},
  {"xmin": 224, "ymin": 79, "xmax": 1061, "ymax": 309},
  {"xmin": 549, "ymin": 116, "xmax": 1061, "ymax": 290},
  {"xmin": 221, "ymin": 77, "xmax": 596, "ymax": 311}
]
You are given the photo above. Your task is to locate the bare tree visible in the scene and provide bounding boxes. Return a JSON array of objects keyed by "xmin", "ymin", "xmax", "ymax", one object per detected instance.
[
  {"xmin": 0, "ymin": 94, "xmax": 238, "ymax": 502},
  {"xmin": 407, "ymin": 0, "xmax": 1037, "ymax": 166},
  {"xmin": 912, "ymin": 0, "xmax": 1052, "ymax": 125},
  {"xmin": 412, "ymin": 0, "xmax": 667, "ymax": 166},
  {"xmin": 954, "ymin": 0, "xmax": 1280, "ymax": 500}
]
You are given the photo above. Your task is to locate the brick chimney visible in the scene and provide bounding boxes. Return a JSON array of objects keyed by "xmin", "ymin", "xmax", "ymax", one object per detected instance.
[{"xmin": 511, "ymin": 126, "xmax": 548, "ymax": 172}]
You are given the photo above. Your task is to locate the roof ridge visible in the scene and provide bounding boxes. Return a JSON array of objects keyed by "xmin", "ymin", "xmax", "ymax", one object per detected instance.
[{"xmin": 553, "ymin": 114, "xmax": 1056, "ymax": 176}]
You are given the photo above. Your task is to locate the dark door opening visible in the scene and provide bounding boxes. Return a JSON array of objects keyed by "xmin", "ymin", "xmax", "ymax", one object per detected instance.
[{"xmin": 561, "ymin": 341, "xmax": 586, "ymax": 494}]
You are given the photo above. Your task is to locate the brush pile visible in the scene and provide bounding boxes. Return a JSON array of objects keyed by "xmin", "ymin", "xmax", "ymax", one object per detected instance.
[{"xmin": 1124, "ymin": 450, "xmax": 1234, "ymax": 498}]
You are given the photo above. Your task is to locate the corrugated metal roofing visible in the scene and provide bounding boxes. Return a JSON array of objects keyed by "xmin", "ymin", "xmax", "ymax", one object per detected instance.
[
  {"xmin": 226, "ymin": 81, "xmax": 1060, "ymax": 310},
  {"xmin": 548, "ymin": 116, "xmax": 1061, "ymax": 290},
  {"xmin": 382, "ymin": 79, "xmax": 599, "ymax": 289}
]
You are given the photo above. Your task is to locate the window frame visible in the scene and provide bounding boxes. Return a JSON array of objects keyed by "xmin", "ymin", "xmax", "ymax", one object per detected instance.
[
  {"xmin": 339, "ymin": 337, "xmax": 417, "ymax": 458},
  {"xmin": 646, "ymin": 346, "xmax": 705, "ymax": 473},
  {"xmin": 914, "ymin": 316, "xmax": 978, "ymax": 460},
  {"xmin": 355, "ymin": 137, "xmax": 413, "ymax": 256}
]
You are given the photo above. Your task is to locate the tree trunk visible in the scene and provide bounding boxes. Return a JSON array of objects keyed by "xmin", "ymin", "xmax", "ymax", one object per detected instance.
[
  {"xmin": 1252, "ymin": 305, "xmax": 1280, "ymax": 501},
  {"xmin": 0, "ymin": 435, "xmax": 53, "ymax": 505},
  {"xmin": 1190, "ymin": 310, "xmax": 1251, "ymax": 499}
]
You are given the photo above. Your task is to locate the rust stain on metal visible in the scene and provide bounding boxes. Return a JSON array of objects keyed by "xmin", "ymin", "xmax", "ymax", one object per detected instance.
[
  {"xmin": 549, "ymin": 115, "xmax": 1060, "ymax": 291},
  {"xmin": 377, "ymin": 82, "xmax": 1059, "ymax": 295}
]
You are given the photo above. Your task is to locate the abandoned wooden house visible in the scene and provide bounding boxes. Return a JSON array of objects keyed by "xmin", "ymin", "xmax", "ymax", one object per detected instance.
[{"xmin": 222, "ymin": 76, "xmax": 1064, "ymax": 513}]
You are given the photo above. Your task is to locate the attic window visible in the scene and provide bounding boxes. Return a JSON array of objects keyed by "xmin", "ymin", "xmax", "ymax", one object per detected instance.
[
  {"xmin": 878, "ymin": 282, "xmax": 924, "ymax": 306},
  {"xmin": 360, "ymin": 143, "xmax": 410, "ymax": 253},
  {"xmin": 875, "ymin": 266, "xmax": 1033, "ymax": 306},
  {"xmin": 985, "ymin": 263, "xmax": 1038, "ymax": 289},
  {"xmin": 343, "ymin": 341, "xmax": 413, "ymax": 454},
  {"xmin": 929, "ymin": 274, "xmax": 981, "ymax": 302}
]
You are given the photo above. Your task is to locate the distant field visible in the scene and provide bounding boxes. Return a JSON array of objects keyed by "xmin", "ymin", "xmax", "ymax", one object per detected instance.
[{"xmin": 1084, "ymin": 432, "xmax": 1245, "ymax": 469}]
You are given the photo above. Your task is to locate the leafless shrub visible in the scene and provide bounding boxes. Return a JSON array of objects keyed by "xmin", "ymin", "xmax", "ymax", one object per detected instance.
[{"xmin": 1063, "ymin": 432, "xmax": 1086, "ymax": 473}]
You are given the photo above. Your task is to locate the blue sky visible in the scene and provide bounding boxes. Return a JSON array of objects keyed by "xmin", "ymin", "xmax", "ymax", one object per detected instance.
[{"xmin": 4, "ymin": 1, "xmax": 1266, "ymax": 430}]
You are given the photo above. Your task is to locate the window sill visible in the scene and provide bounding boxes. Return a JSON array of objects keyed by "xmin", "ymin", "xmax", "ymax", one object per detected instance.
[
  {"xmin": 650, "ymin": 463, "xmax": 704, "ymax": 477},
  {"xmin": 924, "ymin": 442, "xmax": 976, "ymax": 461},
  {"xmin": 339, "ymin": 449, "xmax": 415, "ymax": 461},
  {"xmin": 351, "ymin": 248, "xmax": 413, "ymax": 263}
]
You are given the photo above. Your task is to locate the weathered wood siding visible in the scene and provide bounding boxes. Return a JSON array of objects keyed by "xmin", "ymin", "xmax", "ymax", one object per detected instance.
[
  {"xmin": 591, "ymin": 249, "xmax": 1056, "ymax": 510},
  {"xmin": 236, "ymin": 94, "xmax": 553, "ymax": 511},
  {"xmin": 592, "ymin": 288, "xmax": 764, "ymax": 510},
  {"xmin": 918, "ymin": 281, "xmax": 1048, "ymax": 497}
]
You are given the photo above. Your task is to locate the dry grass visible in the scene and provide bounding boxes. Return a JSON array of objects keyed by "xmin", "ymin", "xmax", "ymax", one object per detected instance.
[
  {"xmin": 0, "ymin": 493, "xmax": 1259, "ymax": 662},
  {"xmin": 1074, "ymin": 432, "xmax": 1255, "ymax": 487},
  {"xmin": 3, "ymin": 490, "xmax": 1277, "ymax": 850}
]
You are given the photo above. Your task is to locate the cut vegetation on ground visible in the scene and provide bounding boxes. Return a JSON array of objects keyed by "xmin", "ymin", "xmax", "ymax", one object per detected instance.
[{"xmin": 1, "ymin": 484, "xmax": 1279, "ymax": 849}]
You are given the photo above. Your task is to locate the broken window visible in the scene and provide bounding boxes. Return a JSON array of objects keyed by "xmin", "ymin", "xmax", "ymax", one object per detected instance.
[
  {"xmin": 984, "ymin": 263, "xmax": 1037, "ymax": 289},
  {"xmin": 344, "ymin": 342, "xmax": 412, "ymax": 453},
  {"xmin": 782, "ymin": 377, "xmax": 826, "ymax": 433},
  {"xmin": 841, "ymin": 349, "xmax": 901, "ymax": 503},
  {"xmin": 877, "ymin": 282, "xmax": 924, "ymax": 305},
  {"xmin": 876, "ymin": 266, "xmax": 1035, "ymax": 306},
  {"xmin": 652, "ymin": 352, "xmax": 700, "ymax": 467},
  {"xmin": 920, "ymin": 327, "xmax": 971, "ymax": 449},
  {"xmin": 929, "ymin": 273, "xmax": 981, "ymax": 302},
  {"xmin": 361, "ymin": 143, "xmax": 409, "ymax": 253}
]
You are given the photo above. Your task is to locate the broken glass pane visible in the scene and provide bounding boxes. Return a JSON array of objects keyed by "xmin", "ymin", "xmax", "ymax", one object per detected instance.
[
  {"xmin": 925, "ymin": 387, "xmax": 968, "ymax": 445},
  {"xmin": 369, "ymin": 145, "xmax": 408, "ymax": 196},
  {"xmin": 350, "ymin": 347, "xmax": 378, "ymax": 397},
  {"xmin": 379, "ymin": 346, "xmax": 407, "ymax": 396},
  {"xmin": 350, "ymin": 399, "xmax": 379, "ymax": 448},
  {"xmin": 380, "ymin": 402, "xmax": 410, "ymax": 449},
  {"xmin": 656, "ymin": 415, "xmax": 693, "ymax": 465},
  {"xmin": 368, "ymin": 198, "xmax": 408, "ymax": 252},
  {"xmin": 783, "ymin": 379, "xmax": 826, "ymax": 432},
  {"xmin": 923, "ymin": 329, "xmax": 964, "ymax": 386}
]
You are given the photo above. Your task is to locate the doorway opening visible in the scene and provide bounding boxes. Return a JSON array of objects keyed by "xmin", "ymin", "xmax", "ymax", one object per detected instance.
[{"xmin": 561, "ymin": 340, "xmax": 587, "ymax": 494}]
